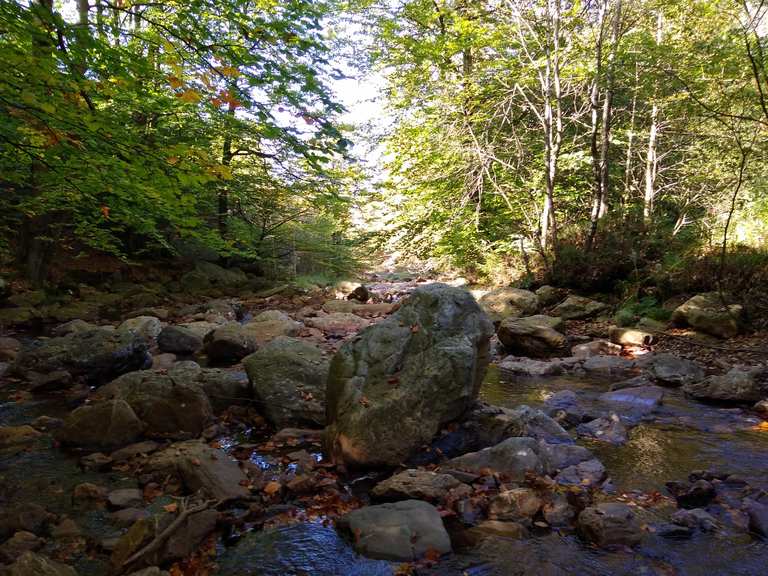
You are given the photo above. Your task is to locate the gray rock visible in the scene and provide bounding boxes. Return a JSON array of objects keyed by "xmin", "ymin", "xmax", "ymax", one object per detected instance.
[
  {"xmin": 478, "ymin": 287, "xmax": 539, "ymax": 322},
  {"xmin": 544, "ymin": 390, "xmax": 588, "ymax": 428},
  {"xmin": 244, "ymin": 337, "xmax": 329, "ymax": 427},
  {"xmin": 108, "ymin": 488, "xmax": 144, "ymax": 509},
  {"xmin": 96, "ymin": 370, "xmax": 213, "ymax": 438},
  {"xmin": 488, "ymin": 488, "xmax": 542, "ymax": 521},
  {"xmin": 497, "ymin": 315, "xmax": 566, "ymax": 357},
  {"xmin": 551, "ymin": 296, "xmax": 609, "ymax": 320},
  {"xmin": 671, "ymin": 508, "xmax": 717, "ymax": 532},
  {"xmin": 57, "ymin": 400, "xmax": 144, "ymax": 451},
  {"xmin": 672, "ymin": 293, "xmax": 743, "ymax": 338},
  {"xmin": 576, "ymin": 415, "xmax": 628, "ymax": 445},
  {"xmin": 13, "ymin": 328, "xmax": 151, "ymax": 384},
  {"xmin": 111, "ymin": 507, "xmax": 218, "ymax": 569},
  {"xmin": 445, "ymin": 437, "xmax": 543, "ymax": 480},
  {"xmin": 571, "ymin": 339, "xmax": 621, "ymax": 359},
  {"xmin": 304, "ymin": 312, "xmax": 369, "ymax": 335},
  {"xmin": 118, "ymin": 316, "xmax": 163, "ymax": 341},
  {"xmin": 577, "ymin": 503, "xmax": 643, "ymax": 547},
  {"xmin": 683, "ymin": 366, "xmax": 767, "ymax": 403},
  {"xmin": 204, "ymin": 324, "xmax": 256, "ymax": 364},
  {"xmin": 157, "ymin": 326, "xmax": 204, "ymax": 355},
  {"xmin": 644, "ymin": 353, "xmax": 705, "ymax": 386},
  {"xmin": 143, "ymin": 440, "xmax": 249, "ymax": 501},
  {"xmin": 0, "ymin": 531, "xmax": 45, "ymax": 563},
  {"xmin": 463, "ymin": 403, "xmax": 573, "ymax": 447},
  {"xmin": 599, "ymin": 386, "xmax": 664, "ymax": 414},
  {"xmin": 242, "ymin": 311, "xmax": 302, "ymax": 344},
  {"xmin": 372, "ymin": 469, "xmax": 465, "ymax": 501},
  {"xmin": 498, "ymin": 356, "xmax": 563, "ymax": 377},
  {"xmin": 582, "ymin": 355, "xmax": 636, "ymax": 376},
  {"xmin": 340, "ymin": 500, "xmax": 451, "ymax": 561},
  {"xmin": 535, "ymin": 285, "xmax": 567, "ymax": 307},
  {"xmin": 198, "ymin": 369, "xmax": 251, "ymax": 412},
  {"xmin": 110, "ymin": 441, "xmax": 160, "ymax": 462},
  {"xmin": 0, "ymin": 504, "xmax": 51, "ymax": 540},
  {"xmin": 324, "ymin": 284, "xmax": 494, "ymax": 467},
  {"xmin": 51, "ymin": 319, "xmax": 100, "ymax": 336},
  {"xmin": 3, "ymin": 552, "xmax": 77, "ymax": 576},
  {"xmin": 0, "ymin": 425, "xmax": 42, "ymax": 449}
]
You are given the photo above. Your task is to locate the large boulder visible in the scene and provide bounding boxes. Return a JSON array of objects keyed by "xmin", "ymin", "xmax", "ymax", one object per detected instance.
[
  {"xmin": 324, "ymin": 284, "xmax": 494, "ymax": 467},
  {"xmin": 204, "ymin": 324, "xmax": 256, "ymax": 365},
  {"xmin": 551, "ymin": 296, "xmax": 609, "ymax": 320},
  {"xmin": 243, "ymin": 337, "xmax": 329, "ymax": 427},
  {"xmin": 535, "ymin": 285, "xmax": 567, "ymax": 307},
  {"xmin": 242, "ymin": 310, "xmax": 302, "ymax": 345},
  {"xmin": 118, "ymin": 316, "xmax": 163, "ymax": 341},
  {"xmin": 339, "ymin": 500, "xmax": 451, "ymax": 562},
  {"xmin": 444, "ymin": 437, "xmax": 599, "ymax": 484},
  {"xmin": 13, "ymin": 328, "xmax": 151, "ymax": 384},
  {"xmin": 142, "ymin": 440, "xmax": 249, "ymax": 501},
  {"xmin": 57, "ymin": 400, "xmax": 144, "ymax": 451},
  {"xmin": 95, "ymin": 370, "xmax": 213, "ymax": 438},
  {"xmin": 157, "ymin": 326, "xmax": 204, "ymax": 355},
  {"xmin": 682, "ymin": 367, "xmax": 767, "ymax": 403},
  {"xmin": 478, "ymin": 288, "xmax": 539, "ymax": 322},
  {"xmin": 642, "ymin": 353, "xmax": 704, "ymax": 386},
  {"xmin": 672, "ymin": 293, "xmax": 743, "ymax": 338},
  {"xmin": 497, "ymin": 315, "xmax": 566, "ymax": 357},
  {"xmin": 3, "ymin": 552, "xmax": 77, "ymax": 576}
]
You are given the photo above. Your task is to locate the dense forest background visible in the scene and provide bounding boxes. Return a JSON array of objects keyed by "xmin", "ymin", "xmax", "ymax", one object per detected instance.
[{"xmin": 1, "ymin": 0, "xmax": 767, "ymax": 315}]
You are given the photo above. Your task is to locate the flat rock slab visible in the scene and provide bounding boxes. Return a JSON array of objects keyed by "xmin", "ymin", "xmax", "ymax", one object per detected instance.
[
  {"xmin": 372, "ymin": 469, "xmax": 465, "ymax": 501},
  {"xmin": 599, "ymin": 386, "xmax": 664, "ymax": 414},
  {"xmin": 339, "ymin": 500, "xmax": 451, "ymax": 561}
]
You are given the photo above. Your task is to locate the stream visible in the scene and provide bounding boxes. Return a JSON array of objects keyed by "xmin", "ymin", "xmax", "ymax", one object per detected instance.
[{"xmin": 1, "ymin": 275, "xmax": 768, "ymax": 576}]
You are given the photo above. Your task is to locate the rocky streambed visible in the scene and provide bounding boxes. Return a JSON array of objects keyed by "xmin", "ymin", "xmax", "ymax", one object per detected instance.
[{"xmin": 0, "ymin": 274, "xmax": 767, "ymax": 576}]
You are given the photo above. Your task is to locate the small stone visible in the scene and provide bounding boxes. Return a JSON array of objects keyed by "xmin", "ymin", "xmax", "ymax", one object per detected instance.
[
  {"xmin": 108, "ymin": 488, "xmax": 144, "ymax": 509},
  {"xmin": 0, "ymin": 531, "xmax": 45, "ymax": 562},
  {"xmin": 51, "ymin": 518, "xmax": 81, "ymax": 539},
  {"xmin": 577, "ymin": 503, "xmax": 642, "ymax": 547},
  {"xmin": 80, "ymin": 452, "xmax": 113, "ymax": 471},
  {"xmin": 488, "ymin": 488, "xmax": 543, "ymax": 521},
  {"xmin": 73, "ymin": 483, "xmax": 108, "ymax": 504}
]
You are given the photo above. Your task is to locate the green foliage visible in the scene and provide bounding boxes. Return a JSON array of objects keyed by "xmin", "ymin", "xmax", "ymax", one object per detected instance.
[
  {"xmin": 614, "ymin": 296, "xmax": 671, "ymax": 327},
  {"xmin": 0, "ymin": 0, "xmax": 358, "ymax": 282}
]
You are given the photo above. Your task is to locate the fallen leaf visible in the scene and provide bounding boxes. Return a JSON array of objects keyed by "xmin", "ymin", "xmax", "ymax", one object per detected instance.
[
  {"xmin": 264, "ymin": 481, "xmax": 281, "ymax": 496},
  {"xmin": 163, "ymin": 503, "xmax": 179, "ymax": 513}
]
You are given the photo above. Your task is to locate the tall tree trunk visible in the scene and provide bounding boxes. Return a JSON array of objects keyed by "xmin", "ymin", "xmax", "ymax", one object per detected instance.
[
  {"xmin": 218, "ymin": 103, "xmax": 236, "ymax": 237},
  {"xmin": 643, "ymin": 11, "xmax": 663, "ymax": 225},
  {"xmin": 586, "ymin": 0, "xmax": 621, "ymax": 251},
  {"xmin": 623, "ymin": 60, "xmax": 639, "ymax": 209}
]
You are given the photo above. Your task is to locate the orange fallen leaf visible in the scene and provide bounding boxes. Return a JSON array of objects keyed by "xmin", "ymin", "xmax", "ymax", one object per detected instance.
[
  {"xmin": 264, "ymin": 481, "xmax": 281, "ymax": 495},
  {"xmin": 163, "ymin": 503, "xmax": 179, "ymax": 513}
]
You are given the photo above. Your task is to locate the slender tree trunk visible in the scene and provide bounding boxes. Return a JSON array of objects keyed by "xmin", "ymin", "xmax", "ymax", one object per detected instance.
[
  {"xmin": 643, "ymin": 11, "xmax": 663, "ymax": 225},
  {"xmin": 623, "ymin": 61, "xmax": 639, "ymax": 208},
  {"xmin": 586, "ymin": 0, "xmax": 621, "ymax": 251},
  {"xmin": 587, "ymin": 0, "xmax": 608, "ymax": 251},
  {"xmin": 218, "ymin": 103, "xmax": 236, "ymax": 237},
  {"xmin": 540, "ymin": 0, "xmax": 562, "ymax": 253},
  {"xmin": 77, "ymin": 0, "xmax": 89, "ymax": 26}
]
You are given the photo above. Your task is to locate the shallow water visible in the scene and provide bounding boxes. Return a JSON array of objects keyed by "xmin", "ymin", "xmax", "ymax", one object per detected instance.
[
  {"xmin": 481, "ymin": 364, "xmax": 768, "ymax": 492},
  {"xmin": 476, "ymin": 365, "xmax": 768, "ymax": 576}
]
